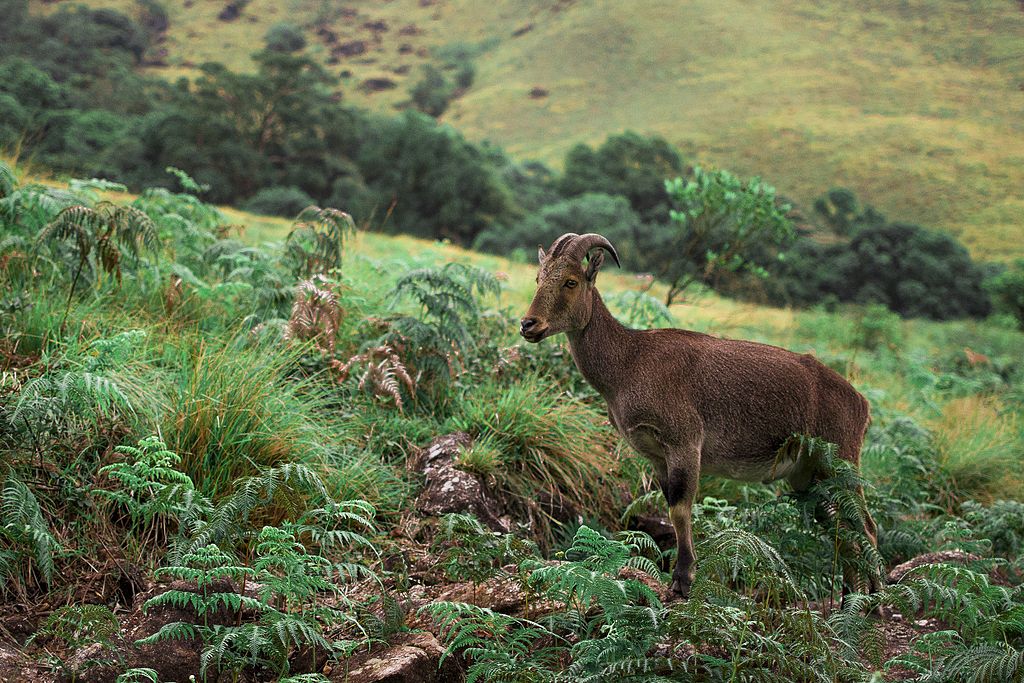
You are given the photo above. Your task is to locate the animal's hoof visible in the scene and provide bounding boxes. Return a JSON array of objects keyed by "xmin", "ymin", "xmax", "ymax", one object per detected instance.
[{"xmin": 670, "ymin": 577, "xmax": 691, "ymax": 598}]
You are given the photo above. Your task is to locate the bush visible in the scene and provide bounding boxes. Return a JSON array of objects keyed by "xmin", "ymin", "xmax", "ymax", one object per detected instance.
[
  {"xmin": 240, "ymin": 186, "xmax": 314, "ymax": 217},
  {"xmin": 410, "ymin": 64, "xmax": 452, "ymax": 117},
  {"xmin": 813, "ymin": 186, "xmax": 885, "ymax": 236},
  {"xmin": 656, "ymin": 168, "xmax": 795, "ymax": 304},
  {"xmin": 772, "ymin": 222, "xmax": 992, "ymax": 320},
  {"xmin": 559, "ymin": 131, "xmax": 685, "ymax": 223},
  {"xmin": 472, "ymin": 192, "xmax": 641, "ymax": 259},
  {"xmin": 987, "ymin": 259, "xmax": 1024, "ymax": 329},
  {"xmin": 844, "ymin": 222, "xmax": 991, "ymax": 319},
  {"xmin": 264, "ymin": 22, "xmax": 306, "ymax": 53},
  {"xmin": 355, "ymin": 110, "xmax": 513, "ymax": 244}
]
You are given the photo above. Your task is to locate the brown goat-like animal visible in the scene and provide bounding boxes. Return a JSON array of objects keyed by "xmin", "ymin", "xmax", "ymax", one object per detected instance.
[{"xmin": 521, "ymin": 232, "xmax": 878, "ymax": 597}]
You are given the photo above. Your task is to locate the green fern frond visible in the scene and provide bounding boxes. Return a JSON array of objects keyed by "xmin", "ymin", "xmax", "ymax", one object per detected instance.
[
  {"xmin": 1, "ymin": 475, "xmax": 58, "ymax": 588},
  {"xmin": 0, "ymin": 161, "xmax": 16, "ymax": 199},
  {"xmin": 134, "ymin": 621, "xmax": 202, "ymax": 646},
  {"xmin": 114, "ymin": 668, "xmax": 160, "ymax": 683}
]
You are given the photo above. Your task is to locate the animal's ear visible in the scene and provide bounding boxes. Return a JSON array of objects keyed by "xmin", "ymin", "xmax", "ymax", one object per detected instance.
[
  {"xmin": 537, "ymin": 245, "xmax": 547, "ymax": 263},
  {"xmin": 585, "ymin": 250, "xmax": 605, "ymax": 283}
]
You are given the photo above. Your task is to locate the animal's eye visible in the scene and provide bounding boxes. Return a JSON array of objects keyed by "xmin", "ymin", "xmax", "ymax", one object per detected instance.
[{"xmin": 564, "ymin": 279, "xmax": 578, "ymax": 289}]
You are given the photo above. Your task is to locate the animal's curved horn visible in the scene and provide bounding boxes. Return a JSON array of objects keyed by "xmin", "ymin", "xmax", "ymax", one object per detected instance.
[
  {"xmin": 567, "ymin": 233, "xmax": 621, "ymax": 268},
  {"xmin": 545, "ymin": 233, "xmax": 580, "ymax": 260}
]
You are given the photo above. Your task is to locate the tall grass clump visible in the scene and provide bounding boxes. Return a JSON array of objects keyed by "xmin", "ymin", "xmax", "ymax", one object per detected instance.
[
  {"xmin": 164, "ymin": 341, "xmax": 335, "ymax": 499},
  {"xmin": 932, "ymin": 395, "xmax": 1024, "ymax": 503},
  {"xmin": 448, "ymin": 375, "xmax": 619, "ymax": 542}
]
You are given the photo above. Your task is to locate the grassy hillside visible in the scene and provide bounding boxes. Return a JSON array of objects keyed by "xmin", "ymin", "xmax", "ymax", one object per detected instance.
[{"xmin": 30, "ymin": 0, "xmax": 1024, "ymax": 262}]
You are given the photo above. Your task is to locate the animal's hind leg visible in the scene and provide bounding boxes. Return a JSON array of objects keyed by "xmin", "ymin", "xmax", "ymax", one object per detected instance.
[
  {"xmin": 838, "ymin": 427, "xmax": 882, "ymax": 594},
  {"xmin": 791, "ymin": 436, "xmax": 882, "ymax": 599}
]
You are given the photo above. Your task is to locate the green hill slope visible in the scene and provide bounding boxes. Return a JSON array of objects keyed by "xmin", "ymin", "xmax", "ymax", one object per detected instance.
[{"xmin": 30, "ymin": 0, "xmax": 1024, "ymax": 260}]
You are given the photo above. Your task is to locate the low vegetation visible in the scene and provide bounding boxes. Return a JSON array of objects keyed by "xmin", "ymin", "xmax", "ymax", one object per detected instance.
[{"xmin": 1, "ymin": 158, "xmax": 1023, "ymax": 681}]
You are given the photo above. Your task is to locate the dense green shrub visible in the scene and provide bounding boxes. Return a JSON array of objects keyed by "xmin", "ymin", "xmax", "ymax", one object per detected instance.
[
  {"xmin": 410, "ymin": 64, "xmax": 453, "ymax": 117},
  {"xmin": 473, "ymin": 192, "xmax": 641, "ymax": 260},
  {"xmin": 264, "ymin": 22, "xmax": 306, "ymax": 53},
  {"xmin": 656, "ymin": 167, "xmax": 795, "ymax": 304},
  {"xmin": 241, "ymin": 185, "xmax": 314, "ymax": 217},
  {"xmin": 987, "ymin": 259, "xmax": 1024, "ymax": 329},
  {"xmin": 813, "ymin": 186, "xmax": 886, "ymax": 236},
  {"xmin": 356, "ymin": 110, "xmax": 513, "ymax": 244},
  {"xmin": 774, "ymin": 222, "xmax": 991, "ymax": 320},
  {"xmin": 497, "ymin": 159, "xmax": 561, "ymax": 216},
  {"xmin": 560, "ymin": 131, "xmax": 685, "ymax": 223}
]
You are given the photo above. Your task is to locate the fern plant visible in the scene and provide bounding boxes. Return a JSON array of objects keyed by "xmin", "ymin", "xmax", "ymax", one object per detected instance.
[
  {"xmin": 141, "ymin": 507, "xmax": 378, "ymax": 680},
  {"xmin": 37, "ymin": 202, "xmax": 159, "ymax": 323},
  {"xmin": 284, "ymin": 275, "xmax": 342, "ymax": 354},
  {"xmin": 97, "ymin": 436, "xmax": 212, "ymax": 565},
  {"xmin": 832, "ymin": 562, "xmax": 1024, "ymax": 681},
  {"xmin": 422, "ymin": 601, "xmax": 563, "ymax": 683},
  {"xmin": 283, "ymin": 206, "xmax": 355, "ymax": 279},
  {"xmin": 133, "ymin": 183, "xmax": 221, "ymax": 274},
  {"xmin": 332, "ymin": 345, "xmax": 415, "ymax": 411},
  {"xmin": 169, "ymin": 461, "xmax": 330, "ymax": 562},
  {"xmin": 427, "ymin": 527, "xmax": 669, "ymax": 683},
  {"xmin": 386, "ymin": 262, "xmax": 500, "ymax": 390},
  {"xmin": 203, "ymin": 239, "xmax": 292, "ymax": 315},
  {"xmin": 431, "ymin": 513, "xmax": 537, "ymax": 595},
  {"xmin": 0, "ymin": 160, "xmax": 15, "ymax": 199},
  {"xmin": 9, "ymin": 330, "xmax": 151, "ymax": 444},
  {"xmin": 114, "ymin": 669, "xmax": 160, "ymax": 683},
  {"xmin": 0, "ymin": 474, "xmax": 59, "ymax": 598}
]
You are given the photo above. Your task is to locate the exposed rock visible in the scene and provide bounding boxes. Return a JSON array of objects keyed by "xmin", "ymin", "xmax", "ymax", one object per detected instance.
[
  {"xmin": 887, "ymin": 550, "xmax": 981, "ymax": 584},
  {"xmin": 412, "ymin": 433, "xmax": 511, "ymax": 533},
  {"xmin": 512, "ymin": 23, "xmax": 534, "ymax": 37},
  {"xmin": 329, "ymin": 632, "xmax": 463, "ymax": 683}
]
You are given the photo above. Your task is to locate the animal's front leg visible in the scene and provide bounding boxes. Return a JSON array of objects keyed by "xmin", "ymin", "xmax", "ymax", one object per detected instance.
[{"xmin": 626, "ymin": 422, "xmax": 702, "ymax": 597}]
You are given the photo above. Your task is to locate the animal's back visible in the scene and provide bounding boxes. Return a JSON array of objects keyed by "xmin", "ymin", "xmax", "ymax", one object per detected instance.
[{"xmin": 636, "ymin": 329, "xmax": 867, "ymax": 479}]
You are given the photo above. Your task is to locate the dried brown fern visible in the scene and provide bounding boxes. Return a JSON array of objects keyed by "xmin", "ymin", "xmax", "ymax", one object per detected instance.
[
  {"xmin": 332, "ymin": 345, "xmax": 415, "ymax": 411},
  {"xmin": 164, "ymin": 274, "xmax": 184, "ymax": 315},
  {"xmin": 284, "ymin": 276, "xmax": 342, "ymax": 354}
]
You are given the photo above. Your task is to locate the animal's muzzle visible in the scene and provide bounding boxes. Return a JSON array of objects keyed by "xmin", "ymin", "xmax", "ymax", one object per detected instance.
[{"xmin": 519, "ymin": 317, "xmax": 547, "ymax": 342}]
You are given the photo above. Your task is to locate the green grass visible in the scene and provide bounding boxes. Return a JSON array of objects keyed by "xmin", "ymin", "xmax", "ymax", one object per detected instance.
[{"xmin": 30, "ymin": 0, "xmax": 1024, "ymax": 261}]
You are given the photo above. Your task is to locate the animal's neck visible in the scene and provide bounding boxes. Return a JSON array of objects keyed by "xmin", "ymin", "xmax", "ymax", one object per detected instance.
[{"xmin": 566, "ymin": 289, "xmax": 632, "ymax": 398}]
